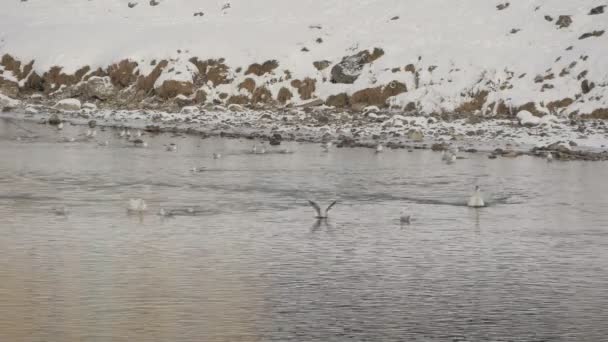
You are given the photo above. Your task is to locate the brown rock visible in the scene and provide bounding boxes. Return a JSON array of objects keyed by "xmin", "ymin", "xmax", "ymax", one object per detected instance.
[
  {"xmin": 290, "ymin": 78, "xmax": 316, "ymax": 100},
  {"xmin": 155, "ymin": 80, "xmax": 194, "ymax": 99},
  {"xmin": 136, "ymin": 60, "xmax": 168, "ymax": 94},
  {"xmin": 556, "ymin": 15, "xmax": 572, "ymax": 29},
  {"xmin": 350, "ymin": 81, "xmax": 407, "ymax": 108},
  {"xmin": 252, "ymin": 86, "xmax": 273, "ymax": 104},
  {"xmin": 245, "ymin": 60, "xmax": 279, "ymax": 76},
  {"xmin": 455, "ymin": 90, "xmax": 488, "ymax": 114},
  {"xmin": 107, "ymin": 60, "xmax": 138, "ymax": 88},
  {"xmin": 547, "ymin": 98, "xmax": 574, "ymax": 113},
  {"xmin": 325, "ymin": 93, "xmax": 350, "ymax": 108},
  {"xmin": 238, "ymin": 78, "xmax": 256, "ymax": 93},
  {"xmin": 313, "ymin": 60, "xmax": 331, "ymax": 71},
  {"xmin": 277, "ymin": 87, "xmax": 293, "ymax": 104},
  {"xmin": 227, "ymin": 95, "xmax": 249, "ymax": 105}
]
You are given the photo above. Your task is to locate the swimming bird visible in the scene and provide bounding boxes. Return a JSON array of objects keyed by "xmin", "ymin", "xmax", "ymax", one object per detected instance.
[
  {"xmin": 166, "ymin": 143, "xmax": 177, "ymax": 152},
  {"xmin": 213, "ymin": 153, "xmax": 222, "ymax": 159},
  {"xmin": 127, "ymin": 198, "xmax": 147, "ymax": 213},
  {"xmin": 321, "ymin": 141, "xmax": 332, "ymax": 152},
  {"xmin": 158, "ymin": 208, "xmax": 174, "ymax": 217},
  {"xmin": 375, "ymin": 143, "xmax": 384, "ymax": 153},
  {"xmin": 546, "ymin": 152, "xmax": 553, "ymax": 162},
  {"xmin": 307, "ymin": 200, "xmax": 337, "ymax": 219},
  {"xmin": 57, "ymin": 122, "xmax": 64, "ymax": 130},
  {"xmin": 467, "ymin": 186, "xmax": 485, "ymax": 208}
]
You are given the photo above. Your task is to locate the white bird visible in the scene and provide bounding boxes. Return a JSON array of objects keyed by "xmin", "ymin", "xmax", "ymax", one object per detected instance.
[
  {"xmin": 98, "ymin": 140, "xmax": 109, "ymax": 147},
  {"xmin": 135, "ymin": 130, "xmax": 142, "ymax": 137},
  {"xmin": 158, "ymin": 208, "xmax": 174, "ymax": 217},
  {"xmin": 213, "ymin": 153, "xmax": 222, "ymax": 159},
  {"xmin": 252, "ymin": 144, "xmax": 257, "ymax": 153},
  {"xmin": 259, "ymin": 143, "xmax": 267, "ymax": 154},
  {"xmin": 85, "ymin": 129, "xmax": 97, "ymax": 138},
  {"xmin": 375, "ymin": 143, "xmax": 384, "ymax": 153},
  {"xmin": 307, "ymin": 200, "xmax": 337, "ymax": 219},
  {"xmin": 467, "ymin": 186, "xmax": 485, "ymax": 208},
  {"xmin": 546, "ymin": 152, "xmax": 553, "ymax": 162},
  {"xmin": 126, "ymin": 130, "xmax": 132, "ymax": 138},
  {"xmin": 321, "ymin": 141, "xmax": 332, "ymax": 152},
  {"xmin": 400, "ymin": 212, "xmax": 411, "ymax": 224},
  {"xmin": 127, "ymin": 198, "xmax": 147, "ymax": 213},
  {"xmin": 57, "ymin": 122, "xmax": 64, "ymax": 130},
  {"xmin": 62, "ymin": 137, "xmax": 76, "ymax": 143},
  {"xmin": 166, "ymin": 143, "xmax": 177, "ymax": 152},
  {"xmin": 119, "ymin": 129, "xmax": 126, "ymax": 138}
]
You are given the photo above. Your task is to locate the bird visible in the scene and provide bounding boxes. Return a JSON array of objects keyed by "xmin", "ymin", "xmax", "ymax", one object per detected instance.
[
  {"xmin": 321, "ymin": 141, "xmax": 332, "ymax": 152},
  {"xmin": 119, "ymin": 129, "xmax": 126, "ymax": 138},
  {"xmin": 259, "ymin": 143, "xmax": 267, "ymax": 154},
  {"xmin": 57, "ymin": 122, "xmax": 64, "ymax": 130},
  {"xmin": 135, "ymin": 130, "xmax": 142, "ymax": 138},
  {"xmin": 307, "ymin": 200, "xmax": 337, "ymax": 219},
  {"xmin": 62, "ymin": 137, "xmax": 76, "ymax": 143},
  {"xmin": 375, "ymin": 143, "xmax": 384, "ymax": 153},
  {"xmin": 251, "ymin": 144, "xmax": 257, "ymax": 153},
  {"xmin": 126, "ymin": 130, "xmax": 132, "ymax": 138},
  {"xmin": 213, "ymin": 153, "xmax": 222, "ymax": 159},
  {"xmin": 85, "ymin": 129, "xmax": 97, "ymax": 138},
  {"xmin": 127, "ymin": 198, "xmax": 147, "ymax": 213},
  {"xmin": 546, "ymin": 152, "xmax": 554, "ymax": 162},
  {"xmin": 166, "ymin": 143, "xmax": 177, "ymax": 152},
  {"xmin": 400, "ymin": 212, "xmax": 411, "ymax": 224},
  {"xmin": 467, "ymin": 186, "xmax": 485, "ymax": 208},
  {"xmin": 98, "ymin": 140, "xmax": 109, "ymax": 147}
]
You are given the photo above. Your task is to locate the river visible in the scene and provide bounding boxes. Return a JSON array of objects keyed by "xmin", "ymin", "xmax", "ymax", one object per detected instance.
[{"xmin": 1, "ymin": 118, "xmax": 607, "ymax": 341}]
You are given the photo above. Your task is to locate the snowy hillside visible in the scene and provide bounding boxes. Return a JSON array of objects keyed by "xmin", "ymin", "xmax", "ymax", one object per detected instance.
[{"xmin": 1, "ymin": 0, "xmax": 607, "ymax": 117}]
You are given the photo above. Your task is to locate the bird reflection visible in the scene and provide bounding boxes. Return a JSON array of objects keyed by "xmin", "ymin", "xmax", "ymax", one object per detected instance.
[{"xmin": 310, "ymin": 218, "xmax": 334, "ymax": 232}]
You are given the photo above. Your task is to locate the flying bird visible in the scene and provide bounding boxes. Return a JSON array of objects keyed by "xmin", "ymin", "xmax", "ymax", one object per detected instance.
[{"xmin": 308, "ymin": 200, "xmax": 337, "ymax": 219}]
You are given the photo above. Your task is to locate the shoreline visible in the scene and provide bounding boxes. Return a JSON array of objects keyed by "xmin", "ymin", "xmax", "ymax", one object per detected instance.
[{"xmin": 3, "ymin": 104, "xmax": 608, "ymax": 161}]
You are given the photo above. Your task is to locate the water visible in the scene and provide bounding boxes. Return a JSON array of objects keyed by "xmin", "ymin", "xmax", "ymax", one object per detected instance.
[{"xmin": 1, "ymin": 118, "xmax": 608, "ymax": 342}]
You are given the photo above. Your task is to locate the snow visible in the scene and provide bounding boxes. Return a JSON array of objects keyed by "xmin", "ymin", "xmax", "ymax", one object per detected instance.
[
  {"xmin": 0, "ymin": 94, "xmax": 20, "ymax": 109},
  {"xmin": 0, "ymin": 0, "xmax": 607, "ymax": 114},
  {"xmin": 516, "ymin": 110, "xmax": 541, "ymax": 126},
  {"xmin": 54, "ymin": 98, "xmax": 82, "ymax": 111}
]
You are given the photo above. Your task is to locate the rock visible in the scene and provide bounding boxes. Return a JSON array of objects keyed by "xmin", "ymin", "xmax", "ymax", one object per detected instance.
[
  {"xmin": 82, "ymin": 102, "xmax": 97, "ymax": 110},
  {"xmin": 180, "ymin": 106, "xmax": 199, "ymax": 115},
  {"xmin": 556, "ymin": 15, "xmax": 572, "ymax": 29},
  {"xmin": 325, "ymin": 93, "xmax": 350, "ymax": 108},
  {"xmin": 330, "ymin": 48, "xmax": 384, "ymax": 84},
  {"xmin": 516, "ymin": 110, "xmax": 540, "ymax": 126},
  {"xmin": 0, "ymin": 78, "xmax": 19, "ymax": 98},
  {"xmin": 313, "ymin": 60, "xmax": 331, "ymax": 71},
  {"xmin": 0, "ymin": 93, "xmax": 20, "ymax": 110},
  {"xmin": 82, "ymin": 76, "xmax": 116, "ymax": 100},
  {"xmin": 269, "ymin": 133, "xmax": 282, "ymax": 146},
  {"xmin": 407, "ymin": 129, "xmax": 424, "ymax": 142},
  {"xmin": 431, "ymin": 143, "xmax": 448, "ymax": 151},
  {"xmin": 54, "ymin": 98, "xmax": 82, "ymax": 111},
  {"xmin": 48, "ymin": 113, "xmax": 62, "ymax": 126},
  {"xmin": 589, "ymin": 5, "xmax": 605, "ymax": 15}
]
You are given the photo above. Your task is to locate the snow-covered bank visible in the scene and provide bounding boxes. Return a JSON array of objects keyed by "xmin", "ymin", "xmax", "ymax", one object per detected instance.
[
  {"xmin": 1, "ymin": 0, "xmax": 607, "ymax": 117},
  {"xmin": 4, "ymin": 103, "xmax": 608, "ymax": 161}
]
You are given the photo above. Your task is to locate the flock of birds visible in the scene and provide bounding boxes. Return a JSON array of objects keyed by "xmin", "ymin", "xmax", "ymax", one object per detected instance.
[
  {"xmin": 115, "ymin": 139, "xmax": 487, "ymax": 226},
  {"xmin": 45, "ymin": 123, "xmax": 490, "ymax": 222}
]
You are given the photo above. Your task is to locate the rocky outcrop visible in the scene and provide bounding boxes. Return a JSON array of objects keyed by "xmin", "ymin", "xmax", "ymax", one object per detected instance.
[
  {"xmin": 330, "ymin": 48, "xmax": 384, "ymax": 84},
  {"xmin": 290, "ymin": 78, "xmax": 316, "ymax": 100},
  {"xmin": 277, "ymin": 87, "xmax": 293, "ymax": 104},
  {"xmin": 81, "ymin": 76, "xmax": 116, "ymax": 100}
]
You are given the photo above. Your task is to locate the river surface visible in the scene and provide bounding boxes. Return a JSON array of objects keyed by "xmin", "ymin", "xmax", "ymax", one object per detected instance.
[{"xmin": 1, "ymin": 118, "xmax": 607, "ymax": 342}]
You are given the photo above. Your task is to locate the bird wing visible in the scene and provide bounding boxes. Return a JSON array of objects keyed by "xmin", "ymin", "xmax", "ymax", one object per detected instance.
[
  {"xmin": 308, "ymin": 200, "xmax": 322, "ymax": 217},
  {"xmin": 325, "ymin": 200, "xmax": 337, "ymax": 215}
]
